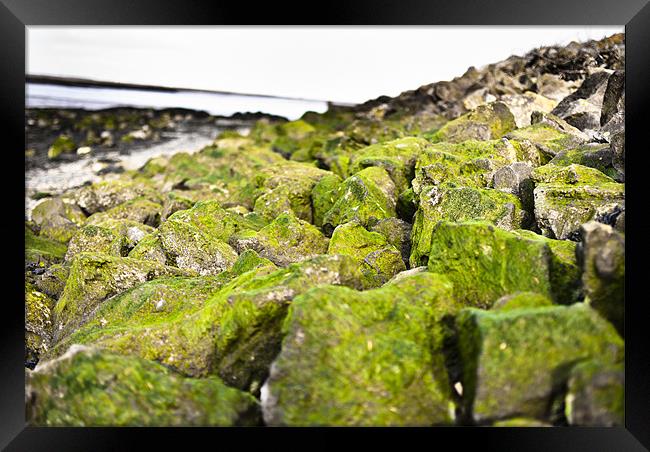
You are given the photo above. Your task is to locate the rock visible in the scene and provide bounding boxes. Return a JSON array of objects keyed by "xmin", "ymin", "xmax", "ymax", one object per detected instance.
[
  {"xmin": 348, "ymin": 137, "xmax": 431, "ymax": 193},
  {"xmin": 84, "ymin": 197, "xmax": 163, "ymax": 227},
  {"xmin": 31, "ymin": 197, "xmax": 86, "ymax": 244},
  {"xmin": 26, "ymin": 282, "xmax": 55, "ymax": 368},
  {"xmin": 410, "ymin": 186, "xmax": 527, "ymax": 267},
  {"xmin": 64, "ymin": 219, "xmax": 155, "ymax": 261},
  {"xmin": 76, "ymin": 146, "xmax": 92, "ymax": 155},
  {"xmin": 232, "ymin": 213, "xmax": 329, "ymax": 267},
  {"xmin": 311, "ymin": 173, "xmax": 344, "ymax": 229},
  {"xmin": 72, "ymin": 180, "xmax": 161, "ymax": 215},
  {"xmin": 430, "ymin": 102, "xmax": 516, "ymax": 143},
  {"xmin": 262, "ymin": 272, "xmax": 460, "ymax": 426},
  {"xmin": 492, "ymin": 292, "xmax": 554, "ymax": 311},
  {"xmin": 500, "ymin": 92, "xmax": 557, "ymax": 127},
  {"xmin": 551, "ymin": 71, "xmax": 610, "ymax": 132},
  {"xmin": 51, "ymin": 255, "xmax": 367, "ymax": 394},
  {"xmin": 160, "ymin": 191, "xmax": 195, "ymax": 221},
  {"xmin": 253, "ymin": 161, "xmax": 333, "ymax": 223},
  {"xmin": 492, "ymin": 161, "xmax": 535, "ymax": 212},
  {"xmin": 532, "ymin": 164, "xmax": 625, "ymax": 240},
  {"xmin": 610, "ymin": 132, "xmax": 625, "ymax": 182},
  {"xmin": 321, "ymin": 167, "xmax": 397, "ymax": 234},
  {"xmin": 492, "ymin": 418, "xmax": 551, "ymax": 427},
  {"xmin": 579, "ymin": 221, "xmax": 625, "ymax": 334},
  {"xmin": 53, "ymin": 252, "xmax": 190, "ymax": 341},
  {"xmin": 328, "ymin": 221, "xmax": 406, "ymax": 286},
  {"xmin": 426, "ymin": 221, "xmax": 582, "ymax": 307},
  {"xmin": 32, "ymin": 263, "xmax": 69, "ymax": 299},
  {"xmin": 47, "ymin": 134, "xmax": 75, "ymax": 159},
  {"xmin": 369, "ymin": 217, "xmax": 412, "ymax": 265},
  {"xmin": 155, "ymin": 200, "xmax": 261, "ymax": 275},
  {"xmin": 25, "ymin": 226, "xmax": 67, "ymax": 267},
  {"xmin": 548, "ymin": 143, "xmax": 621, "ymax": 181},
  {"xmin": 565, "ymin": 360, "xmax": 624, "ymax": 426},
  {"xmin": 27, "ymin": 346, "xmax": 259, "ymax": 426},
  {"xmin": 457, "ymin": 304, "xmax": 623, "ymax": 423}
]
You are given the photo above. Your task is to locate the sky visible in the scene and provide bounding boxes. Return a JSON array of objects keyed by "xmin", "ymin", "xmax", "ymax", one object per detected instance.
[{"xmin": 27, "ymin": 26, "xmax": 623, "ymax": 104}]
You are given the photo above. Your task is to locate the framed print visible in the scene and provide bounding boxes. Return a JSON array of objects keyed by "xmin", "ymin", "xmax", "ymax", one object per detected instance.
[{"xmin": 2, "ymin": 0, "xmax": 649, "ymax": 449}]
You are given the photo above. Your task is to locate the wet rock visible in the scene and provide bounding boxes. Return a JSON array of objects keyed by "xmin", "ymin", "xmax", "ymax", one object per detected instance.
[
  {"xmin": 27, "ymin": 345, "xmax": 259, "ymax": 426},
  {"xmin": 532, "ymin": 164, "xmax": 625, "ymax": 240},
  {"xmin": 457, "ymin": 304, "xmax": 623, "ymax": 423},
  {"xmin": 31, "ymin": 197, "xmax": 86, "ymax": 244},
  {"xmin": 262, "ymin": 272, "xmax": 460, "ymax": 426},
  {"xmin": 579, "ymin": 221, "xmax": 625, "ymax": 334},
  {"xmin": 233, "ymin": 213, "xmax": 329, "ymax": 267},
  {"xmin": 410, "ymin": 186, "xmax": 527, "ymax": 267},
  {"xmin": 426, "ymin": 221, "xmax": 581, "ymax": 307},
  {"xmin": 328, "ymin": 221, "xmax": 406, "ymax": 286},
  {"xmin": 565, "ymin": 360, "xmax": 624, "ymax": 426}
]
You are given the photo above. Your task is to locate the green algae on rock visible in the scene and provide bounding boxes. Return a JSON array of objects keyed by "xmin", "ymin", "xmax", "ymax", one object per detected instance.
[
  {"xmin": 564, "ymin": 359, "xmax": 624, "ymax": 426},
  {"xmin": 71, "ymin": 179, "xmax": 162, "ymax": 215},
  {"xmin": 232, "ymin": 213, "xmax": 329, "ymax": 267},
  {"xmin": 53, "ymin": 252, "xmax": 190, "ymax": 341},
  {"xmin": 321, "ymin": 166, "xmax": 397, "ymax": 234},
  {"xmin": 64, "ymin": 220, "xmax": 155, "ymax": 261},
  {"xmin": 84, "ymin": 197, "xmax": 163, "ymax": 227},
  {"xmin": 31, "ymin": 197, "xmax": 86, "ymax": 244},
  {"xmin": 328, "ymin": 221, "xmax": 406, "ymax": 286},
  {"xmin": 426, "ymin": 221, "xmax": 581, "ymax": 307},
  {"xmin": 532, "ymin": 163, "xmax": 625, "ymax": 240},
  {"xmin": 457, "ymin": 304, "xmax": 623, "ymax": 424},
  {"xmin": 27, "ymin": 345, "xmax": 259, "ymax": 426},
  {"xmin": 262, "ymin": 272, "xmax": 460, "ymax": 426},
  {"xmin": 579, "ymin": 221, "xmax": 625, "ymax": 335},
  {"xmin": 491, "ymin": 292, "xmax": 554, "ymax": 311},
  {"xmin": 26, "ymin": 282, "xmax": 56, "ymax": 367},
  {"xmin": 410, "ymin": 186, "xmax": 527, "ymax": 267},
  {"xmin": 25, "ymin": 226, "xmax": 67, "ymax": 267}
]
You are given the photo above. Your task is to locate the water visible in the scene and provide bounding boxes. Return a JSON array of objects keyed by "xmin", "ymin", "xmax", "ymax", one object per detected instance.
[{"xmin": 26, "ymin": 83, "xmax": 329, "ymax": 120}]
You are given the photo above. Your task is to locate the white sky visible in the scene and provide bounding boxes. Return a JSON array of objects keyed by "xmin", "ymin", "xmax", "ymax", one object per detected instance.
[{"xmin": 27, "ymin": 26, "xmax": 623, "ymax": 104}]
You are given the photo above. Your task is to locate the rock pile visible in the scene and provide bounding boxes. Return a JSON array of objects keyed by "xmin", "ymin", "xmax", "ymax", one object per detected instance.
[{"xmin": 25, "ymin": 34, "xmax": 625, "ymax": 426}]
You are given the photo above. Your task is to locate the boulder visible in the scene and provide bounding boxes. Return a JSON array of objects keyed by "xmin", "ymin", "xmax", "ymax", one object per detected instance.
[
  {"xmin": 430, "ymin": 102, "xmax": 516, "ymax": 143},
  {"xmin": 262, "ymin": 272, "xmax": 460, "ymax": 426},
  {"xmin": 31, "ymin": 197, "xmax": 86, "ymax": 244}
]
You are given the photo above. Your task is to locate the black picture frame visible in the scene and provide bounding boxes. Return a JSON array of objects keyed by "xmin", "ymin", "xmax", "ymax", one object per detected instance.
[{"xmin": 3, "ymin": 0, "xmax": 649, "ymax": 449}]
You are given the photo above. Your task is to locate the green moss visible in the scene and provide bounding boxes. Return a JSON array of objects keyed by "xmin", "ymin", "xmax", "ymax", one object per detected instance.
[
  {"xmin": 457, "ymin": 304, "xmax": 623, "ymax": 423},
  {"xmin": 84, "ymin": 197, "xmax": 163, "ymax": 227},
  {"xmin": 26, "ymin": 282, "xmax": 56, "ymax": 365},
  {"xmin": 232, "ymin": 213, "xmax": 329, "ymax": 267},
  {"xmin": 321, "ymin": 167, "xmax": 397, "ymax": 233},
  {"xmin": 328, "ymin": 222, "xmax": 405, "ymax": 286},
  {"xmin": 506, "ymin": 122, "xmax": 584, "ymax": 157},
  {"xmin": 426, "ymin": 221, "xmax": 559, "ymax": 308},
  {"xmin": 73, "ymin": 179, "xmax": 161, "ymax": 214},
  {"xmin": 27, "ymin": 346, "xmax": 259, "ymax": 426},
  {"xmin": 548, "ymin": 143, "xmax": 620, "ymax": 180},
  {"xmin": 25, "ymin": 226, "xmax": 67, "ymax": 266},
  {"xmin": 492, "ymin": 292, "xmax": 554, "ymax": 311},
  {"xmin": 47, "ymin": 134, "xmax": 76, "ymax": 159},
  {"xmin": 53, "ymin": 252, "xmax": 190, "ymax": 341},
  {"xmin": 31, "ymin": 197, "xmax": 86, "ymax": 244},
  {"xmin": 311, "ymin": 173, "xmax": 343, "ymax": 228},
  {"xmin": 263, "ymin": 272, "xmax": 460, "ymax": 426},
  {"xmin": 410, "ymin": 186, "xmax": 527, "ymax": 267}
]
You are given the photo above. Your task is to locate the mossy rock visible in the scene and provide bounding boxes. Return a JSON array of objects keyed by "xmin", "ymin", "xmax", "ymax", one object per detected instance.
[
  {"xmin": 410, "ymin": 186, "xmax": 527, "ymax": 267},
  {"xmin": 321, "ymin": 166, "xmax": 397, "ymax": 234},
  {"xmin": 32, "ymin": 263, "xmax": 70, "ymax": 299},
  {"xmin": 72, "ymin": 179, "xmax": 161, "ymax": 215},
  {"xmin": 26, "ymin": 282, "xmax": 56, "ymax": 367},
  {"xmin": 53, "ymin": 252, "xmax": 190, "ymax": 341},
  {"xmin": 31, "ymin": 197, "xmax": 86, "ymax": 244},
  {"xmin": 328, "ymin": 221, "xmax": 406, "ymax": 287},
  {"xmin": 579, "ymin": 221, "xmax": 624, "ymax": 335},
  {"xmin": 262, "ymin": 272, "xmax": 460, "ymax": 426},
  {"xmin": 430, "ymin": 102, "xmax": 516, "ymax": 143},
  {"xmin": 25, "ymin": 226, "xmax": 67, "ymax": 267},
  {"xmin": 311, "ymin": 173, "xmax": 343, "ymax": 228},
  {"xmin": 84, "ymin": 197, "xmax": 163, "ymax": 227},
  {"xmin": 369, "ymin": 217, "xmax": 412, "ymax": 266},
  {"xmin": 127, "ymin": 231, "xmax": 167, "ymax": 264},
  {"xmin": 457, "ymin": 304, "xmax": 623, "ymax": 423},
  {"xmin": 426, "ymin": 221, "xmax": 581, "ymax": 307},
  {"xmin": 52, "ymin": 254, "xmax": 367, "ymax": 394},
  {"xmin": 160, "ymin": 191, "xmax": 195, "ymax": 221},
  {"xmin": 27, "ymin": 345, "xmax": 259, "ymax": 426},
  {"xmin": 253, "ymin": 161, "xmax": 333, "ymax": 223},
  {"xmin": 64, "ymin": 220, "xmax": 154, "ymax": 261},
  {"xmin": 548, "ymin": 143, "xmax": 621, "ymax": 181},
  {"xmin": 232, "ymin": 213, "xmax": 329, "ymax": 267},
  {"xmin": 47, "ymin": 134, "xmax": 76, "ymax": 159},
  {"xmin": 532, "ymin": 164, "xmax": 625, "ymax": 240},
  {"xmin": 505, "ymin": 113, "xmax": 587, "ymax": 158},
  {"xmin": 564, "ymin": 360, "xmax": 624, "ymax": 426},
  {"xmin": 348, "ymin": 137, "xmax": 431, "ymax": 193},
  {"xmin": 492, "ymin": 418, "xmax": 551, "ymax": 427},
  {"xmin": 412, "ymin": 139, "xmax": 518, "ymax": 193}
]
